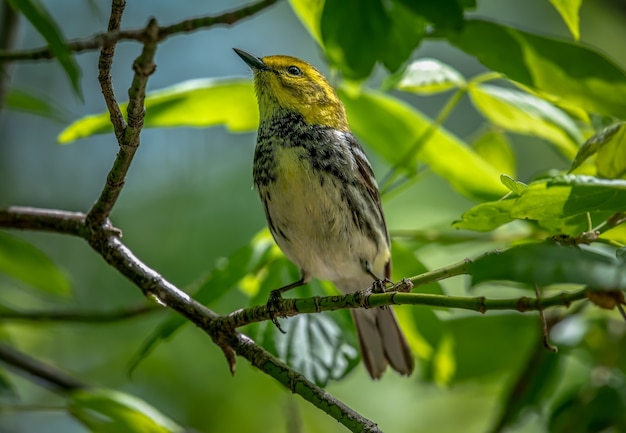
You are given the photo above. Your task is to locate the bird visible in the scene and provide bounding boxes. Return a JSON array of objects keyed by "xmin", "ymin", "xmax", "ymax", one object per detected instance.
[{"xmin": 234, "ymin": 48, "xmax": 414, "ymax": 379}]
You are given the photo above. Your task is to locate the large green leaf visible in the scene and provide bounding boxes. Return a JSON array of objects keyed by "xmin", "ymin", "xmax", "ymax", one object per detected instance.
[
  {"xmin": 470, "ymin": 243, "xmax": 626, "ymax": 290},
  {"xmin": 69, "ymin": 388, "xmax": 183, "ymax": 433},
  {"xmin": 468, "ymin": 83, "xmax": 582, "ymax": 159},
  {"xmin": 511, "ymin": 175, "xmax": 626, "ymax": 223},
  {"xmin": 0, "ymin": 231, "xmax": 71, "ymax": 296},
  {"xmin": 448, "ymin": 19, "xmax": 626, "ymax": 119},
  {"xmin": 320, "ymin": 0, "xmax": 390, "ymax": 79},
  {"xmin": 549, "ymin": 0, "xmax": 582, "ymax": 40},
  {"xmin": 339, "ymin": 87, "xmax": 507, "ymax": 201},
  {"xmin": 8, "ymin": 0, "xmax": 82, "ymax": 99},
  {"xmin": 59, "ymin": 78, "xmax": 258, "ymax": 143},
  {"xmin": 319, "ymin": 0, "xmax": 424, "ymax": 78}
]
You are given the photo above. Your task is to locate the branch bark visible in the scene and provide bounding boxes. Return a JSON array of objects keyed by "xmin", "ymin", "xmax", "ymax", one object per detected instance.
[{"xmin": 0, "ymin": 0, "xmax": 279, "ymax": 62}]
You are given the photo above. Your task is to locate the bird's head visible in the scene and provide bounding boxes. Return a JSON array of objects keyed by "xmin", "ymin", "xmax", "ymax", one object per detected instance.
[{"xmin": 234, "ymin": 49, "xmax": 348, "ymax": 131}]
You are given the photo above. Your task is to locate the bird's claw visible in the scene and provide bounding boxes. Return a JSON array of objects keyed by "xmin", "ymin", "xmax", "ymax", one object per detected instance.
[{"xmin": 267, "ymin": 290, "xmax": 286, "ymax": 334}]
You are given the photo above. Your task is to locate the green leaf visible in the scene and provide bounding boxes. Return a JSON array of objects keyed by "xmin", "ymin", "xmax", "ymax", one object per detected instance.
[
  {"xmin": 470, "ymin": 243, "xmax": 626, "ymax": 289},
  {"xmin": 8, "ymin": 0, "xmax": 82, "ymax": 99},
  {"xmin": 59, "ymin": 78, "xmax": 258, "ymax": 143},
  {"xmin": 273, "ymin": 313, "xmax": 359, "ymax": 386},
  {"xmin": 448, "ymin": 19, "xmax": 626, "ymax": 119},
  {"xmin": 5, "ymin": 87, "xmax": 72, "ymax": 123},
  {"xmin": 500, "ymin": 174, "xmax": 527, "ymax": 196},
  {"xmin": 468, "ymin": 83, "xmax": 582, "ymax": 159},
  {"xmin": 472, "ymin": 130, "xmax": 516, "ymax": 177},
  {"xmin": 569, "ymin": 122, "xmax": 624, "ymax": 173},
  {"xmin": 69, "ymin": 388, "xmax": 184, "ymax": 433},
  {"xmin": 452, "ymin": 199, "xmax": 516, "ymax": 232},
  {"xmin": 339, "ymin": 87, "xmax": 508, "ymax": 201},
  {"xmin": 380, "ymin": 3, "xmax": 426, "ymax": 73},
  {"xmin": 396, "ymin": 59, "xmax": 465, "ymax": 95},
  {"xmin": 396, "ymin": 0, "xmax": 465, "ymax": 30},
  {"xmin": 511, "ymin": 175, "xmax": 626, "ymax": 225},
  {"xmin": 549, "ymin": 0, "xmax": 582, "ymax": 40},
  {"xmin": 0, "ymin": 231, "xmax": 71, "ymax": 296},
  {"xmin": 288, "ymin": 0, "xmax": 325, "ymax": 44},
  {"xmin": 320, "ymin": 0, "xmax": 390, "ymax": 79},
  {"xmin": 318, "ymin": 0, "xmax": 424, "ymax": 78}
]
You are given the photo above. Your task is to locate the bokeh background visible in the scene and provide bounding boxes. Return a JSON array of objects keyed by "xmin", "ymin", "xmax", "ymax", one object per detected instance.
[{"xmin": 1, "ymin": 0, "xmax": 626, "ymax": 432}]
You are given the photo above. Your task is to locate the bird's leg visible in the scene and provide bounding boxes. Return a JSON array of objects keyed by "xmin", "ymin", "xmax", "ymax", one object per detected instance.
[
  {"xmin": 363, "ymin": 260, "xmax": 392, "ymax": 294},
  {"xmin": 267, "ymin": 277, "xmax": 306, "ymax": 333}
]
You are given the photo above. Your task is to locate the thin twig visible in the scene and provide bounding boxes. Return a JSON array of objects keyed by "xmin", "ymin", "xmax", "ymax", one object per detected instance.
[
  {"xmin": 97, "ymin": 0, "xmax": 127, "ymax": 140},
  {"xmin": 0, "ymin": 304, "xmax": 158, "ymax": 323},
  {"xmin": 86, "ymin": 18, "xmax": 159, "ymax": 228},
  {"xmin": 0, "ymin": 0, "xmax": 279, "ymax": 62},
  {"xmin": 533, "ymin": 283, "xmax": 558, "ymax": 353},
  {"xmin": 0, "ymin": 343, "xmax": 86, "ymax": 392}
]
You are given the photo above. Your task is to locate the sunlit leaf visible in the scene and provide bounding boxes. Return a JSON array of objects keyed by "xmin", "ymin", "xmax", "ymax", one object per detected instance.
[
  {"xmin": 452, "ymin": 199, "xmax": 516, "ymax": 232},
  {"xmin": 339, "ymin": 87, "xmax": 507, "ymax": 201},
  {"xmin": 468, "ymin": 83, "xmax": 582, "ymax": 159},
  {"xmin": 8, "ymin": 0, "xmax": 82, "ymax": 99},
  {"xmin": 549, "ymin": 0, "xmax": 582, "ymax": 40},
  {"xmin": 511, "ymin": 175, "xmax": 626, "ymax": 224},
  {"xmin": 500, "ymin": 174, "xmax": 527, "ymax": 196},
  {"xmin": 0, "ymin": 231, "xmax": 71, "ymax": 296},
  {"xmin": 472, "ymin": 130, "xmax": 516, "ymax": 176},
  {"xmin": 69, "ymin": 388, "xmax": 184, "ymax": 433},
  {"xmin": 449, "ymin": 19, "xmax": 626, "ymax": 119},
  {"xmin": 470, "ymin": 243, "xmax": 626, "ymax": 290},
  {"xmin": 59, "ymin": 78, "xmax": 258, "ymax": 143},
  {"xmin": 396, "ymin": 58, "xmax": 465, "ymax": 95},
  {"xmin": 5, "ymin": 87, "xmax": 72, "ymax": 123}
]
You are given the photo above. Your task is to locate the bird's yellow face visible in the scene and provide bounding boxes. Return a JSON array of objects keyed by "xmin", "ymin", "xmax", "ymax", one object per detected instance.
[{"xmin": 252, "ymin": 54, "xmax": 349, "ymax": 131}]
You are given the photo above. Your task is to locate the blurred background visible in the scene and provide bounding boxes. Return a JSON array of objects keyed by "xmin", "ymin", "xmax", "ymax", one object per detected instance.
[{"xmin": 1, "ymin": 0, "xmax": 626, "ymax": 432}]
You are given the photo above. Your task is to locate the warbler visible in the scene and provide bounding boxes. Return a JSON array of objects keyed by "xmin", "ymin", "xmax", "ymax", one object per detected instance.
[{"xmin": 234, "ymin": 48, "xmax": 414, "ymax": 379}]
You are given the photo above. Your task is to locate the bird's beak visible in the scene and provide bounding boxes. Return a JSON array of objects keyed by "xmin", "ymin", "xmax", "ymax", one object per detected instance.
[{"xmin": 233, "ymin": 48, "xmax": 269, "ymax": 71}]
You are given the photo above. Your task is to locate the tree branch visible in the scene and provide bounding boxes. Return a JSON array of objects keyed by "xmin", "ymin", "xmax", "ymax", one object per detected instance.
[
  {"xmin": 0, "ymin": 0, "xmax": 279, "ymax": 62},
  {"xmin": 0, "ymin": 206, "xmax": 380, "ymax": 432}
]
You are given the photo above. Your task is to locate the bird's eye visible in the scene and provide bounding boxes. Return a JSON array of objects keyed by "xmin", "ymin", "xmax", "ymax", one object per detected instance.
[{"xmin": 286, "ymin": 65, "xmax": 302, "ymax": 76}]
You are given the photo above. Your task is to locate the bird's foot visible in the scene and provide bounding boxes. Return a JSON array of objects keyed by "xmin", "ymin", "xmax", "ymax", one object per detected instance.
[{"xmin": 267, "ymin": 290, "xmax": 286, "ymax": 334}]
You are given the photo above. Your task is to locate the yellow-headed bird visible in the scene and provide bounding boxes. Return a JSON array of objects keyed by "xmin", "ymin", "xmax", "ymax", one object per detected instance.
[{"xmin": 235, "ymin": 48, "xmax": 413, "ymax": 379}]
